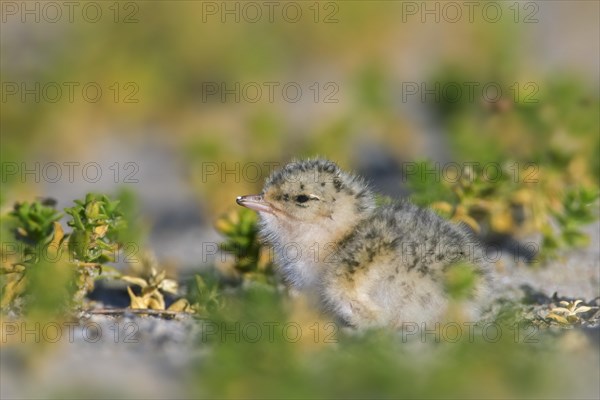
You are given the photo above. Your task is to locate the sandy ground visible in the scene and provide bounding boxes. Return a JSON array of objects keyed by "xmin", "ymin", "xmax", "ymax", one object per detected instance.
[{"xmin": 493, "ymin": 222, "xmax": 600, "ymax": 303}]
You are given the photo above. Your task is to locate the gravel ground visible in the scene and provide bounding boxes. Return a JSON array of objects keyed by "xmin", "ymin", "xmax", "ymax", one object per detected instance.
[
  {"xmin": 493, "ymin": 222, "xmax": 600, "ymax": 304},
  {"xmin": 1, "ymin": 314, "xmax": 203, "ymax": 399}
]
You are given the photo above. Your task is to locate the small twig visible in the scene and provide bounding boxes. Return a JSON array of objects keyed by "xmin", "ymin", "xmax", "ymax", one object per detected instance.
[{"xmin": 86, "ymin": 308, "xmax": 191, "ymax": 318}]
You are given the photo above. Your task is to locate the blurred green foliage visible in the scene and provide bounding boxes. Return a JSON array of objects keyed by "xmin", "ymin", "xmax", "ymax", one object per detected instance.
[
  {"xmin": 406, "ymin": 159, "xmax": 598, "ymax": 257},
  {"xmin": 188, "ymin": 274, "xmax": 224, "ymax": 317},
  {"xmin": 1, "ymin": 194, "xmax": 127, "ymax": 312},
  {"xmin": 1, "ymin": 200, "xmax": 69, "ymax": 312},
  {"xmin": 9, "ymin": 200, "xmax": 63, "ymax": 260},
  {"xmin": 65, "ymin": 193, "xmax": 125, "ymax": 265},
  {"xmin": 114, "ymin": 187, "xmax": 146, "ymax": 248},
  {"xmin": 443, "ymin": 262, "xmax": 478, "ymax": 300},
  {"xmin": 432, "ymin": 72, "xmax": 599, "ymax": 185},
  {"xmin": 542, "ymin": 187, "xmax": 599, "ymax": 254},
  {"xmin": 192, "ymin": 285, "xmax": 585, "ymax": 399},
  {"xmin": 214, "ymin": 207, "xmax": 275, "ymax": 285}
]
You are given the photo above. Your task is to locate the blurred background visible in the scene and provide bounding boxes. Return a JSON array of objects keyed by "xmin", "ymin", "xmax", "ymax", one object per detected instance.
[
  {"xmin": 3, "ymin": 0, "xmax": 598, "ymax": 267},
  {"xmin": 1, "ymin": 1, "xmax": 599, "ymax": 399}
]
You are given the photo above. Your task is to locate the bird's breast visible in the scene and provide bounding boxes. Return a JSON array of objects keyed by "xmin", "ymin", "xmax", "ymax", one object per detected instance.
[{"xmin": 274, "ymin": 240, "xmax": 337, "ymax": 290}]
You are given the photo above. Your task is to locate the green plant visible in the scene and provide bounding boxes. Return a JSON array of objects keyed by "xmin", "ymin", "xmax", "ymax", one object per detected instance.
[
  {"xmin": 407, "ymin": 160, "xmax": 525, "ymax": 234},
  {"xmin": 1, "ymin": 200, "xmax": 65, "ymax": 308},
  {"xmin": 189, "ymin": 274, "xmax": 223, "ymax": 315},
  {"xmin": 65, "ymin": 193, "xmax": 125, "ymax": 265},
  {"xmin": 63, "ymin": 193, "xmax": 127, "ymax": 303},
  {"xmin": 1, "ymin": 194, "xmax": 129, "ymax": 311},
  {"xmin": 406, "ymin": 160, "xmax": 598, "ymax": 259},
  {"xmin": 214, "ymin": 207, "xmax": 274, "ymax": 284},
  {"xmin": 542, "ymin": 187, "xmax": 599, "ymax": 254},
  {"xmin": 9, "ymin": 199, "xmax": 63, "ymax": 261}
]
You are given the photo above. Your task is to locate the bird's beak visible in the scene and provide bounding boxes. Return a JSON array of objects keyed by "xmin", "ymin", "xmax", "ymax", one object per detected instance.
[{"xmin": 236, "ymin": 194, "xmax": 273, "ymax": 214}]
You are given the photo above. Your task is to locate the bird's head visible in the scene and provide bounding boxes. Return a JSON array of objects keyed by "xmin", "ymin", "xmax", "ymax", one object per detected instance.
[{"xmin": 236, "ymin": 159, "xmax": 375, "ymax": 244}]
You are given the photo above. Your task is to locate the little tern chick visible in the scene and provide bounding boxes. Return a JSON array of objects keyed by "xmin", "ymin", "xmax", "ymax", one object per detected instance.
[{"xmin": 236, "ymin": 159, "xmax": 492, "ymax": 329}]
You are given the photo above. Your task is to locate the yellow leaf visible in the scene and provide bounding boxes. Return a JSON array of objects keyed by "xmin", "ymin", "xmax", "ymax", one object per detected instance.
[
  {"xmin": 127, "ymin": 286, "xmax": 148, "ymax": 309},
  {"xmin": 490, "ymin": 209, "xmax": 513, "ymax": 234},
  {"xmin": 215, "ymin": 218, "xmax": 234, "ymax": 234},
  {"xmin": 546, "ymin": 313, "xmax": 570, "ymax": 324},
  {"xmin": 258, "ymin": 247, "xmax": 273, "ymax": 270},
  {"xmin": 142, "ymin": 286, "xmax": 158, "ymax": 297},
  {"xmin": 511, "ymin": 189, "xmax": 534, "ymax": 205},
  {"xmin": 148, "ymin": 294, "xmax": 165, "ymax": 310},
  {"xmin": 121, "ymin": 276, "xmax": 149, "ymax": 288},
  {"xmin": 567, "ymin": 315, "xmax": 580, "ymax": 323},
  {"xmin": 51, "ymin": 221, "xmax": 65, "ymax": 245},
  {"xmin": 159, "ymin": 279, "xmax": 179, "ymax": 294},
  {"xmin": 167, "ymin": 298, "xmax": 191, "ymax": 312},
  {"xmin": 1, "ymin": 264, "xmax": 26, "ymax": 274},
  {"xmin": 431, "ymin": 201, "xmax": 453, "ymax": 215},
  {"xmin": 154, "ymin": 269, "xmax": 166, "ymax": 283},
  {"xmin": 573, "ymin": 306, "xmax": 593, "ymax": 314},
  {"xmin": 93, "ymin": 224, "xmax": 108, "ymax": 238},
  {"xmin": 228, "ymin": 210, "xmax": 240, "ymax": 226},
  {"xmin": 452, "ymin": 214, "xmax": 481, "ymax": 234},
  {"xmin": 46, "ymin": 222, "xmax": 65, "ymax": 259},
  {"xmin": 1, "ymin": 276, "xmax": 26, "ymax": 307}
]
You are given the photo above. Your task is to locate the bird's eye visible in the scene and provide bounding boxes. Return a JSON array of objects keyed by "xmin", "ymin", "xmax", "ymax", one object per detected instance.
[{"xmin": 295, "ymin": 195, "xmax": 309, "ymax": 203}]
